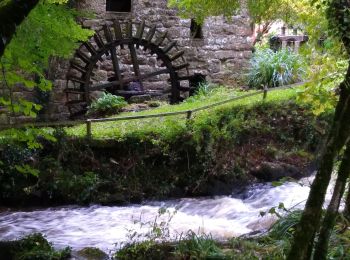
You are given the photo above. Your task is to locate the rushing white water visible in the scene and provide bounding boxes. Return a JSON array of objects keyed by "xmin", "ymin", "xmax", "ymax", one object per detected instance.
[{"xmin": 0, "ymin": 176, "xmax": 328, "ymax": 252}]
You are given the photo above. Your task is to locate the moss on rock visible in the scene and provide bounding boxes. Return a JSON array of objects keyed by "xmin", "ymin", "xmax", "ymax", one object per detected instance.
[{"xmin": 0, "ymin": 233, "xmax": 71, "ymax": 260}]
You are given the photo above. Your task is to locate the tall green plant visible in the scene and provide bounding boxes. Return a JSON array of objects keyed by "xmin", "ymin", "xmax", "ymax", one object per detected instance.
[
  {"xmin": 248, "ymin": 48, "xmax": 306, "ymax": 89},
  {"xmin": 88, "ymin": 93, "xmax": 127, "ymax": 116}
]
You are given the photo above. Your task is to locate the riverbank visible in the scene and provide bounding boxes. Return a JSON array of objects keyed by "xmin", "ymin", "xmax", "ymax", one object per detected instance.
[{"xmin": 0, "ymin": 87, "xmax": 331, "ymax": 207}]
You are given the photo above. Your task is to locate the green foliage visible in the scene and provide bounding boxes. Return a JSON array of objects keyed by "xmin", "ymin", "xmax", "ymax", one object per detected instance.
[
  {"xmin": 88, "ymin": 93, "xmax": 127, "ymax": 116},
  {"xmin": 0, "ymin": 233, "xmax": 71, "ymax": 260},
  {"xmin": 116, "ymin": 208, "xmax": 177, "ymax": 259},
  {"xmin": 269, "ymin": 210, "xmax": 303, "ymax": 239},
  {"xmin": 248, "ymin": 48, "xmax": 306, "ymax": 89},
  {"xmin": 0, "ymin": 144, "xmax": 39, "ymax": 200},
  {"xmin": 185, "ymin": 83, "xmax": 219, "ymax": 103},
  {"xmin": 169, "ymin": 0, "xmax": 295, "ymax": 25},
  {"xmin": 0, "ymin": 88, "xmax": 330, "ymax": 206},
  {"xmin": 297, "ymin": 44, "xmax": 347, "ymax": 115},
  {"xmin": 0, "ymin": 127, "xmax": 56, "ymax": 149},
  {"xmin": 168, "ymin": 0, "xmax": 240, "ymax": 23},
  {"xmin": 247, "ymin": 0, "xmax": 294, "ymax": 24},
  {"xmin": 77, "ymin": 247, "xmax": 108, "ymax": 260},
  {"xmin": 175, "ymin": 231, "xmax": 224, "ymax": 259},
  {"xmin": 324, "ymin": 0, "xmax": 350, "ymax": 53},
  {"xmin": 38, "ymin": 157, "xmax": 101, "ymax": 204},
  {"xmin": 0, "ymin": 0, "xmax": 92, "ymax": 176},
  {"xmin": 327, "ymin": 215, "xmax": 350, "ymax": 259},
  {"xmin": 67, "ymin": 87, "xmax": 299, "ymax": 140},
  {"xmin": 0, "ymin": 0, "xmax": 92, "ymax": 117}
]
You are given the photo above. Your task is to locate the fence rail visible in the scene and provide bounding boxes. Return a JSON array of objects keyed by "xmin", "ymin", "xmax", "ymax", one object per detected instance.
[{"xmin": 0, "ymin": 80, "xmax": 309, "ymax": 138}]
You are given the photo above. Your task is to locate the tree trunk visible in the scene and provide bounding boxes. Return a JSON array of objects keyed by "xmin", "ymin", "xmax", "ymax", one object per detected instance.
[
  {"xmin": 313, "ymin": 142, "xmax": 350, "ymax": 260},
  {"xmin": 287, "ymin": 64, "xmax": 350, "ymax": 260},
  {"xmin": 344, "ymin": 181, "xmax": 350, "ymax": 219},
  {"xmin": 0, "ymin": 0, "xmax": 39, "ymax": 57}
]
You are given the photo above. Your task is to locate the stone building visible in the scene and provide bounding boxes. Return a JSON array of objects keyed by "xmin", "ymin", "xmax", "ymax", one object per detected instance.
[
  {"xmin": 5, "ymin": 0, "xmax": 254, "ymax": 122},
  {"xmin": 76, "ymin": 0, "xmax": 252, "ymax": 84}
]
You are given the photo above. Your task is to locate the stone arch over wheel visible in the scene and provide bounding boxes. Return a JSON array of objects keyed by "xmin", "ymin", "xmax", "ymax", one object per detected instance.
[{"xmin": 65, "ymin": 20, "xmax": 193, "ymax": 118}]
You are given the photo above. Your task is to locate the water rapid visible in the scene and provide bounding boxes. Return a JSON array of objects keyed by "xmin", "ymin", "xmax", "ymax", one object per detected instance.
[{"xmin": 0, "ymin": 176, "xmax": 322, "ymax": 252}]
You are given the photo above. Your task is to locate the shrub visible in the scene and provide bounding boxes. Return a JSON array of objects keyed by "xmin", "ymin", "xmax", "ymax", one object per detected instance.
[
  {"xmin": 248, "ymin": 48, "xmax": 306, "ymax": 89},
  {"xmin": 269, "ymin": 210, "xmax": 303, "ymax": 240},
  {"xmin": 87, "ymin": 93, "xmax": 127, "ymax": 116},
  {"xmin": 185, "ymin": 83, "xmax": 219, "ymax": 103},
  {"xmin": 0, "ymin": 233, "xmax": 71, "ymax": 260},
  {"xmin": 175, "ymin": 231, "xmax": 224, "ymax": 259}
]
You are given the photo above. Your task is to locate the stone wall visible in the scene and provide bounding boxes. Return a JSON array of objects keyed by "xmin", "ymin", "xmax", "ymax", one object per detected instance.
[
  {"xmin": 76, "ymin": 0, "xmax": 253, "ymax": 86},
  {"xmin": 1, "ymin": 0, "xmax": 253, "ymax": 123}
]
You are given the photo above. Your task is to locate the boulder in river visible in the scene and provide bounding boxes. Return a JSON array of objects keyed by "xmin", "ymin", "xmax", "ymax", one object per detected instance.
[{"xmin": 249, "ymin": 161, "xmax": 303, "ymax": 181}]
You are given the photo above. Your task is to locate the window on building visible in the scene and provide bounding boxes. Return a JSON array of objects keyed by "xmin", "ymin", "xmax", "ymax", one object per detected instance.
[
  {"xmin": 190, "ymin": 19, "xmax": 203, "ymax": 39},
  {"xmin": 106, "ymin": 0, "xmax": 131, "ymax": 12}
]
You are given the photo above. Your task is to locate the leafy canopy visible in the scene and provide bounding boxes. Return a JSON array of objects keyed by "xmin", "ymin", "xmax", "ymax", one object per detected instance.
[
  {"xmin": 0, "ymin": 0, "xmax": 93, "ymax": 175},
  {"xmin": 0, "ymin": 0, "xmax": 92, "ymax": 118}
]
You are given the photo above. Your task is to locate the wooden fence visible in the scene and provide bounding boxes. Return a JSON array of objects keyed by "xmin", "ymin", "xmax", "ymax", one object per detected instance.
[{"xmin": 0, "ymin": 81, "xmax": 308, "ymax": 139}]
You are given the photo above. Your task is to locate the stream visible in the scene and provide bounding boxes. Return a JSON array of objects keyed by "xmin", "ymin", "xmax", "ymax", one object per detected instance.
[{"xmin": 0, "ymin": 176, "xmax": 328, "ymax": 253}]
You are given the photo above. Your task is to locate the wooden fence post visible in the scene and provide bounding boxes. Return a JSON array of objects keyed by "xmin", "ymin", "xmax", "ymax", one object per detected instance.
[
  {"xmin": 263, "ymin": 85, "xmax": 268, "ymax": 100},
  {"xmin": 86, "ymin": 120, "xmax": 92, "ymax": 140},
  {"xmin": 186, "ymin": 110, "xmax": 192, "ymax": 120}
]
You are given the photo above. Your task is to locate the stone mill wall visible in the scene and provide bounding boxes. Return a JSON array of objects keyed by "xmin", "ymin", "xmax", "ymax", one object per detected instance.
[
  {"xmin": 77, "ymin": 0, "xmax": 253, "ymax": 85},
  {"xmin": 1, "ymin": 0, "xmax": 253, "ymax": 123}
]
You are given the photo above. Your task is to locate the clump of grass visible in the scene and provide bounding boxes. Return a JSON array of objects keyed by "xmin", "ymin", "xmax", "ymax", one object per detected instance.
[
  {"xmin": 248, "ymin": 48, "xmax": 306, "ymax": 89},
  {"xmin": 175, "ymin": 231, "xmax": 224, "ymax": 259},
  {"xmin": 269, "ymin": 210, "xmax": 303, "ymax": 240}
]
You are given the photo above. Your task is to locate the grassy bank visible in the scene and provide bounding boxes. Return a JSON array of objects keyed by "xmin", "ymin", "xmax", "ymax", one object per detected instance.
[{"xmin": 0, "ymin": 87, "xmax": 331, "ymax": 206}]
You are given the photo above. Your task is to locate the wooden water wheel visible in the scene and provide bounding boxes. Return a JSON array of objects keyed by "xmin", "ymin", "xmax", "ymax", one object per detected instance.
[{"xmin": 65, "ymin": 20, "xmax": 193, "ymax": 118}]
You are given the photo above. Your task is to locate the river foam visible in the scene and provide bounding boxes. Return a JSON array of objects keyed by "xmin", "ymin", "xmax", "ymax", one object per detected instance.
[{"xmin": 0, "ymin": 176, "xmax": 326, "ymax": 252}]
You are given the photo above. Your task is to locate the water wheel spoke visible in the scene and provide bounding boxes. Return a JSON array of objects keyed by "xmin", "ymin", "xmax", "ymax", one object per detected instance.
[
  {"xmin": 83, "ymin": 42, "xmax": 98, "ymax": 57},
  {"xmin": 174, "ymin": 63, "xmax": 189, "ymax": 71},
  {"xmin": 136, "ymin": 21, "xmax": 146, "ymax": 40},
  {"xmin": 154, "ymin": 31, "xmax": 168, "ymax": 46},
  {"xmin": 126, "ymin": 21, "xmax": 133, "ymax": 38},
  {"xmin": 65, "ymin": 89, "xmax": 84, "ymax": 94},
  {"xmin": 110, "ymin": 48, "xmax": 123, "ymax": 88},
  {"xmin": 137, "ymin": 68, "xmax": 170, "ymax": 80},
  {"xmin": 113, "ymin": 20, "xmax": 124, "ymax": 49},
  {"xmin": 67, "ymin": 76, "xmax": 86, "ymax": 84},
  {"xmin": 70, "ymin": 62, "xmax": 87, "ymax": 74},
  {"xmin": 162, "ymin": 41, "xmax": 177, "ymax": 54},
  {"xmin": 171, "ymin": 50, "xmax": 185, "ymax": 61},
  {"xmin": 76, "ymin": 50, "xmax": 90, "ymax": 64},
  {"xmin": 144, "ymin": 25, "xmax": 157, "ymax": 51},
  {"xmin": 94, "ymin": 31, "xmax": 105, "ymax": 49},
  {"xmin": 113, "ymin": 20, "xmax": 123, "ymax": 40},
  {"xmin": 103, "ymin": 24, "xmax": 123, "ymax": 88},
  {"xmin": 89, "ymin": 68, "xmax": 170, "ymax": 91},
  {"xmin": 146, "ymin": 25, "xmax": 157, "ymax": 42},
  {"xmin": 129, "ymin": 43, "xmax": 141, "ymax": 80},
  {"xmin": 94, "ymin": 31, "xmax": 109, "ymax": 56},
  {"xmin": 66, "ymin": 100, "xmax": 87, "ymax": 106}
]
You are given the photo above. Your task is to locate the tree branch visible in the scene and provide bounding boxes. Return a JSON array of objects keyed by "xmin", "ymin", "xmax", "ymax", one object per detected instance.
[{"xmin": 0, "ymin": 0, "xmax": 39, "ymax": 57}]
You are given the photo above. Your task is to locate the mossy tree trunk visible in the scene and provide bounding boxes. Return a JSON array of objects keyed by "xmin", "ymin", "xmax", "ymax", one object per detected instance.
[
  {"xmin": 288, "ymin": 0, "xmax": 350, "ymax": 257},
  {"xmin": 313, "ymin": 142, "xmax": 350, "ymax": 260},
  {"xmin": 344, "ymin": 182, "xmax": 350, "ymax": 219},
  {"xmin": 0, "ymin": 0, "xmax": 39, "ymax": 57},
  {"xmin": 287, "ymin": 64, "xmax": 350, "ymax": 260}
]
